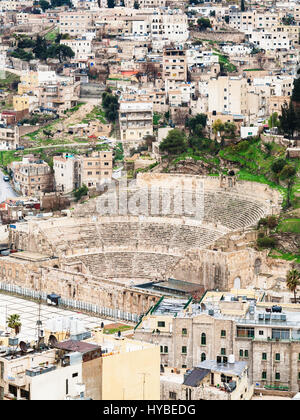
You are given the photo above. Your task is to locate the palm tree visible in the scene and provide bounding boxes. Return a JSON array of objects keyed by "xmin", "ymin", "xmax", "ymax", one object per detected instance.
[
  {"xmin": 286, "ymin": 269, "xmax": 300, "ymax": 302},
  {"xmin": 7, "ymin": 314, "xmax": 21, "ymax": 335}
]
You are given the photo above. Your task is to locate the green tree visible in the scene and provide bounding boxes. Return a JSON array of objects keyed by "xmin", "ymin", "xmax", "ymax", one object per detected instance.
[
  {"xmin": 54, "ymin": 44, "xmax": 75, "ymax": 62},
  {"xmin": 279, "ymin": 100, "xmax": 297, "ymax": 138},
  {"xmin": 292, "ymin": 78, "xmax": 300, "ymax": 102},
  {"xmin": 268, "ymin": 112, "xmax": 280, "ymax": 128},
  {"xmin": 39, "ymin": 0, "xmax": 51, "ymax": 11},
  {"xmin": 159, "ymin": 129, "xmax": 187, "ymax": 156},
  {"xmin": 74, "ymin": 184, "xmax": 88, "ymax": 201},
  {"xmin": 271, "ymin": 158, "xmax": 287, "ymax": 182},
  {"xmin": 224, "ymin": 121, "xmax": 236, "ymax": 138},
  {"xmin": 197, "ymin": 17, "xmax": 212, "ymax": 31},
  {"xmin": 33, "ymin": 35, "xmax": 48, "ymax": 60},
  {"xmin": 102, "ymin": 91, "xmax": 119, "ymax": 122},
  {"xmin": 7, "ymin": 314, "xmax": 22, "ymax": 335},
  {"xmin": 212, "ymin": 119, "xmax": 225, "ymax": 138},
  {"xmin": 187, "ymin": 113, "xmax": 207, "ymax": 136},
  {"xmin": 286, "ymin": 269, "xmax": 300, "ymax": 302}
]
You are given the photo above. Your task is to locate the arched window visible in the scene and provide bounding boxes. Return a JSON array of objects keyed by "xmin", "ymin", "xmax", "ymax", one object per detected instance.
[
  {"xmin": 201, "ymin": 352, "xmax": 206, "ymax": 362},
  {"xmin": 201, "ymin": 333, "xmax": 206, "ymax": 345}
]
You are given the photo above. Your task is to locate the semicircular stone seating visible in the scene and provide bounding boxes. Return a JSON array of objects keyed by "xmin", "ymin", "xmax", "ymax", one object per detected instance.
[{"xmin": 36, "ymin": 183, "xmax": 269, "ymax": 280}]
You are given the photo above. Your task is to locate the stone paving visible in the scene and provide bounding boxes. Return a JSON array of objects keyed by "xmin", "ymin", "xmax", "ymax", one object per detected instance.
[{"xmin": 0, "ymin": 293, "xmax": 113, "ymax": 342}]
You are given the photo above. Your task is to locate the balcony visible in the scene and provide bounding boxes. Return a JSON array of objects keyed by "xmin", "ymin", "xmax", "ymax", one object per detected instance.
[{"xmin": 7, "ymin": 373, "xmax": 26, "ymax": 387}]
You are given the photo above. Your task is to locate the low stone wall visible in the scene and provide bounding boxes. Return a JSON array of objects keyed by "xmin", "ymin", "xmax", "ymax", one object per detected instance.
[{"xmin": 191, "ymin": 30, "xmax": 245, "ymax": 44}]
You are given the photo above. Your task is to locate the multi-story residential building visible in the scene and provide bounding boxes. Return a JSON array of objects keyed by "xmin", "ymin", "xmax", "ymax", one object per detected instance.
[
  {"xmin": 36, "ymin": 80, "xmax": 80, "ymax": 115},
  {"xmin": 134, "ymin": 291, "xmax": 300, "ymax": 394},
  {"xmin": 0, "ymin": 0, "xmax": 33, "ymax": 11},
  {"xmin": 208, "ymin": 75, "xmax": 248, "ymax": 116},
  {"xmin": 161, "ymin": 359, "xmax": 254, "ymax": 400},
  {"xmin": 0, "ymin": 327, "xmax": 160, "ymax": 400},
  {"xmin": 13, "ymin": 95, "xmax": 39, "ymax": 113},
  {"xmin": 54, "ymin": 151, "xmax": 113, "ymax": 193},
  {"xmin": 119, "ymin": 100, "xmax": 153, "ymax": 141},
  {"xmin": 0, "ymin": 125, "xmax": 19, "ymax": 151},
  {"xmin": 248, "ymin": 28, "xmax": 292, "ymax": 51},
  {"xmin": 59, "ymin": 10, "xmax": 97, "ymax": 36},
  {"xmin": 9, "ymin": 156, "xmax": 53, "ymax": 197},
  {"xmin": 60, "ymin": 38, "xmax": 95, "ymax": 61},
  {"xmin": 53, "ymin": 154, "xmax": 81, "ymax": 194},
  {"xmin": 163, "ymin": 47, "xmax": 187, "ymax": 92},
  {"xmin": 80, "ymin": 150, "xmax": 113, "ymax": 189}
]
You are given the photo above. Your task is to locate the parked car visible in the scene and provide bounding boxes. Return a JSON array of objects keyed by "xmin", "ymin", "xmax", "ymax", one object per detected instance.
[
  {"xmin": 16, "ymin": 146, "xmax": 24, "ymax": 150},
  {"xmin": 3, "ymin": 176, "xmax": 9, "ymax": 182}
]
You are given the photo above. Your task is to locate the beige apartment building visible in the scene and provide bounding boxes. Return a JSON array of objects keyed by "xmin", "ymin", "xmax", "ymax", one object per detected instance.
[
  {"xmin": 36, "ymin": 81, "xmax": 80, "ymax": 115},
  {"xmin": 54, "ymin": 151, "xmax": 113, "ymax": 192},
  {"xmin": 163, "ymin": 48, "xmax": 187, "ymax": 89},
  {"xmin": 0, "ymin": 328, "xmax": 160, "ymax": 400},
  {"xmin": 9, "ymin": 156, "xmax": 53, "ymax": 197},
  {"xmin": 119, "ymin": 100, "xmax": 153, "ymax": 141},
  {"xmin": 208, "ymin": 76, "xmax": 248, "ymax": 116},
  {"xmin": 134, "ymin": 292, "xmax": 300, "ymax": 394},
  {"xmin": 59, "ymin": 11, "xmax": 97, "ymax": 36},
  {"xmin": 80, "ymin": 151, "xmax": 113, "ymax": 189}
]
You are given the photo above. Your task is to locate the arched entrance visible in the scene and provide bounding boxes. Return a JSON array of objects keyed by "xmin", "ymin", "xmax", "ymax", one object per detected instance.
[{"xmin": 233, "ymin": 277, "xmax": 241, "ymax": 289}]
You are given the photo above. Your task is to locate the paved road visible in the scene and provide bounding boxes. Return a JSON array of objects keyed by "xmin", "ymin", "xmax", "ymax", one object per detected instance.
[{"xmin": 0, "ymin": 169, "xmax": 18, "ymax": 202}]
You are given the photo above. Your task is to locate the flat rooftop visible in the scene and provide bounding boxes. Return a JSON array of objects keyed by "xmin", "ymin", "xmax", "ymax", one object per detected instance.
[
  {"xmin": 9, "ymin": 251, "xmax": 52, "ymax": 262},
  {"xmin": 197, "ymin": 360, "xmax": 248, "ymax": 378}
]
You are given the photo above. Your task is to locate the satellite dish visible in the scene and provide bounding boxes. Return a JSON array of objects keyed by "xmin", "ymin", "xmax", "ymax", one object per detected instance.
[
  {"xmin": 48, "ymin": 335, "xmax": 58, "ymax": 347},
  {"xmin": 19, "ymin": 341, "xmax": 28, "ymax": 353}
]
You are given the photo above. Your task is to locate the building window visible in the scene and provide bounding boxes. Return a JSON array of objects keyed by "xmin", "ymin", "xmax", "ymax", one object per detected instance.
[
  {"xmin": 201, "ymin": 333, "xmax": 206, "ymax": 345},
  {"xmin": 182, "ymin": 328, "xmax": 187, "ymax": 336},
  {"xmin": 236, "ymin": 326, "xmax": 254, "ymax": 338},
  {"xmin": 158, "ymin": 321, "xmax": 165, "ymax": 328},
  {"xmin": 164, "ymin": 346, "xmax": 168, "ymax": 354},
  {"xmin": 182, "ymin": 346, "xmax": 187, "ymax": 354},
  {"xmin": 244, "ymin": 350, "xmax": 249, "ymax": 358},
  {"xmin": 221, "ymin": 348, "xmax": 226, "ymax": 355},
  {"xmin": 262, "ymin": 352, "xmax": 267, "ymax": 360},
  {"xmin": 275, "ymin": 372, "xmax": 280, "ymax": 381},
  {"xmin": 275, "ymin": 353, "xmax": 280, "ymax": 361},
  {"xmin": 239, "ymin": 349, "xmax": 243, "ymax": 358},
  {"xmin": 72, "ymin": 372, "xmax": 78, "ymax": 378},
  {"xmin": 221, "ymin": 330, "xmax": 226, "ymax": 338},
  {"xmin": 201, "ymin": 352, "xmax": 206, "ymax": 362},
  {"xmin": 261, "ymin": 371, "xmax": 267, "ymax": 380},
  {"xmin": 259, "ymin": 330, "xmax": 264, "ymax": 336}
]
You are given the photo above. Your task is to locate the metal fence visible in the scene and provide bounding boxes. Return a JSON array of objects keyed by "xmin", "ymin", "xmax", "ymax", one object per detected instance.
[{"xmin": 0, "ymin": 282, "xmax": 139, "ymax": 323}]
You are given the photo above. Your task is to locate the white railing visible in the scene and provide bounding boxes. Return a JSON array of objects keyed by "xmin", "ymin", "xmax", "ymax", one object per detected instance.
[{"xmin": 0, "ymin": 282, "xmax": 139, "ymax": 323}]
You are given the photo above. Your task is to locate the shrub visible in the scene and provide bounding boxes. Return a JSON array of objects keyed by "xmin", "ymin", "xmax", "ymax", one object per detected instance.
[{"xmin": 257, "ymin": 236, "xmax": 277, "ymax": 249}]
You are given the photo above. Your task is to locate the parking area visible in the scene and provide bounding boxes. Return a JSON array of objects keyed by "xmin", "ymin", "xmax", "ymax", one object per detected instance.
[{"xmin": 0, "ymin": 293, "xmax": 113, "ymax": 342}]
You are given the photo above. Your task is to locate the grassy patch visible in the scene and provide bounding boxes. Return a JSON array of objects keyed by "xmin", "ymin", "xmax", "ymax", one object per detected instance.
[
  {"xmin": 103, "ymin": 325, "xmax": 132, "ymax": 334},
  {"xmin": 44, "ymin": 27, "xmax": 59, "ymax": 41},
  {"xmin": 269, "ymin": 249, "xmax": 300, "ymax": 264},
  {"xmin": 277, "ymin": 218, "xmax": 300, "ymax": 234},
  {"xmin": 0, "ymin": 71, "xmax": 20, "ymax": 88}
]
